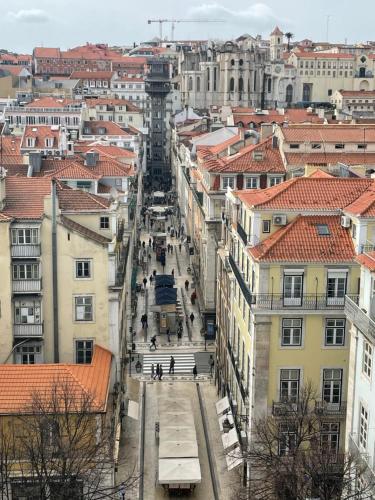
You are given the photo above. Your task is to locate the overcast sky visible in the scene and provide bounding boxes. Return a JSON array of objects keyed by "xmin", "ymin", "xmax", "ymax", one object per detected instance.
[{"xmin": 2, "ymin": 0, "xmax": 374, "ymax": 53}]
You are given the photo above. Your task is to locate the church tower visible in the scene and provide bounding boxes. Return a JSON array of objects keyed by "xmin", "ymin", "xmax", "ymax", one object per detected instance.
[{"xmin": 270, "ymin": 26, "xmax": 284, "ymax": 61}]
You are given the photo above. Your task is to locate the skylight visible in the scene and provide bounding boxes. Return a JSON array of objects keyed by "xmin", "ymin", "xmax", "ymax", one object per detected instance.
[{"xmin": 316, "ymin": 224, "xmax": 330, "ymax": 236}]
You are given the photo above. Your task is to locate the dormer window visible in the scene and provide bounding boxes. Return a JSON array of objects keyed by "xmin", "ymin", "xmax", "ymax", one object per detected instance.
[
  {"xmin": 45, "ymin": 138, "xmax": 54, "ymax": 148},
  {"xmin": 26, "ymin": 137, "xmax": 35, "ymax": 148}
]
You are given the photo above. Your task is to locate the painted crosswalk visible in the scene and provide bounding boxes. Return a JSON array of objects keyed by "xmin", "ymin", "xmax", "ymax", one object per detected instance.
[{"xmin": 142, "ymin": 353, "xmax": 195, "ymax": 374}]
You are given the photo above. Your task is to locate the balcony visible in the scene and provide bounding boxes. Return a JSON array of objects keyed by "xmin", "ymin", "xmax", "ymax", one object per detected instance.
[
  {"xmin": 227, "ymin": 340, "xmax": 248, "ymax": 403},
  {"xmin": 314, "ymin": 400, "xmax": 347, "ymax": 417},
  {"xmin": 12, "ymin": 279, "xmax": 42, "ymax": 293},
  {"xmin": 236, "ymin": 221, "xmax": 248, "ymax": 246},
  {"xmin": 13, "ymin": 323, "xmax": 43, "ymax": 337},
  {"xmin": 272, "ymin": 401, "xmax": 299, "ymax": 416},
  {"xmin": 251, "ymin": 294, "xmax": 345, "ymax": 311},
  {"xmin": 228, "ymin": 254, "xmax": 252, "ymax": 306},
  {"xmin": 349, "ymin": 434, "xmax": 374, "ymax": 478},
  {"xmin": 11, "ymin": 244, "xmax": 41, "ymax": 258},
  {"xmin": 345, "ymin": 295, "xmax": 375, "ymax": 342}
]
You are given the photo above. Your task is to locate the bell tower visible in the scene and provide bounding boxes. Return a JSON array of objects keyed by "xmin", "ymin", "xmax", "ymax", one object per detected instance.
[{"xmin": 270, "ymin": 26, "xmax": 284, "ymax": 61}]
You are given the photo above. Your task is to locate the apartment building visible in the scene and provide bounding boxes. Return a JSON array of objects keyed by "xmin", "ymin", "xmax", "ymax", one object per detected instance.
[
  {"xmin": 216, "ymin": 175, "xmax": 375, "ymax": 457},
  {"xmin": 331, "ymin": 89, "xmax": 375, "ymax": 115},
  {"xmin": 84, "ymin": 98, "xmax": 144, "ymax": 130},
  {"xmin": 19, "ymin": 125, "xmax": 68, "ymax": 156},
  {"xmin": 70, "ymin": 71, "xmax": 116, "ymax": 96},
  {"xmin": 0, "ymin": 175, "xmax": 129, "ymax": 384},
  {"xmin": 4, "ymin": 97, "xmax": 83, "ymax": 138},
  {"xmin": 276, "ymin": 123, "xmax": 375, "ymax": 174}
]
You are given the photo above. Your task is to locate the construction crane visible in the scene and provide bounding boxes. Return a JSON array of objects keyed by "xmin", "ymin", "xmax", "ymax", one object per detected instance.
[{"xmin": 147, "ymin": 19, "xmax": 225, "ymax": 41}]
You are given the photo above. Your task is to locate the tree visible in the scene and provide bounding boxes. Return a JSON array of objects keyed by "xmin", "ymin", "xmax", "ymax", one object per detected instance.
[
  {"xmin": 285, "ymin": 32, "xmax": 294, "ymax": 52},
  {"xmin": 228, "ymin": 382, "xmax": 375, "ymax": 500},
  {"xmin": 6, "ymin": 379, "xmax": 139, "ymax": 499}
]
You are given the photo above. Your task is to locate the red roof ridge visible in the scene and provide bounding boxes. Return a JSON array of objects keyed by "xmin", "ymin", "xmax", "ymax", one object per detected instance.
[{"xmin": 250, "ymin": 215, "xmax": 301, "ymax": 260}]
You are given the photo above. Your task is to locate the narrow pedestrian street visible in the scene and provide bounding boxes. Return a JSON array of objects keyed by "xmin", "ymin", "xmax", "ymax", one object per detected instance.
[{"xmin": 116, "ymin": 198, "xmax": 238, "ymax": 499}]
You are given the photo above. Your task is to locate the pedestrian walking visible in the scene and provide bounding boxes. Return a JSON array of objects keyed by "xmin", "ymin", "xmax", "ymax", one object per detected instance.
[
  {"xmin": 143, "ymin": 277, "xmax": 147, "ymax": 289},
  {"xmin": 193, "ymin": 365, "xmax": 198, "ymax": 379},
  {"xmin": 152, "ymin": 240, "xmax": 156, "ymax": 252},
  {"xmin": 159, "ymin": 365, "xmax": 163, "ymax": 381},
  {"xmin": 171, "ymin": 245, "xmax": 174, "ymax": 254},
  {"xmin": 190, "ymin": 312, "xmax": 195, "ymax": 324},
  {"xmin": 142, "ymin": 241, "xmax": 145, "ymax": 248},
  {"xmin": 169, "ymin": 356, "xmax": 175, "ymax": 374},
  {"xmin": 149, "ymin": 275, "xmax": 153, "ymax": 285},
  {"xmin": 151, "ymin": 363, "xmax": 155, "ymax": 380},
  {"xmin": 141, "ymin": 314, "xmax": 146, "ymax": 329},
  {"xmin": 155, "ymin": 363, "xmax": 160, "ymax": 380},
  {"xmin": 185, "ymin": 279, "xmax": 189, "ymax": 291},
  {"xmin": 209, "ymin": 355, "xmax": 214, "ymax": 377},
  {"xmin": 171, "ymin": 269, "xmax": 175, "ymax": 278},
  {"xmin": 167, "ymin": 244, "xmax": 170, "ymax": 254},
  {"xmin": 166, "ymin": 328, "xmax": 171, "ymax": 343},
  {"xmin": 179, "ymin": 243, "xmax": 182, "ymax": 252},
  {"xmin": 153, "ymin": 269, "xmax": 157, "ymax": 277},
  {"xmin": 144, "ymin": 314, "xmax": 148, "ymax": 328},
  {"xmin": 150, "ymin": 335, "xmax": 157, "ymax": 351},
  {"xmin": 190, "ymin": 290, "xmax": 197, "ymax": 305},
  {"xmin": 148, "ymin": 238, "xmax": 151, "ymax": 247}
]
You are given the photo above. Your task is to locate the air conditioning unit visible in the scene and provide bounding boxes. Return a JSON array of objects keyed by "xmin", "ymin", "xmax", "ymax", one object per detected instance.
[
  {"xmin": 273, "ymin": 214, "xmax": 287, "ymax": 226},
  {"xmin": 341, "ymin": 215, "xmax": 351, "ymax": 228}
]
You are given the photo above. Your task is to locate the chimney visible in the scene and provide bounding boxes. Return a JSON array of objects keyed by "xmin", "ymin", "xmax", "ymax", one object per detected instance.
[
  {"xmin": 85, "ymin": 151, "xmax": 99, "ymax": 167},
  {"xmin": 0, "ymin": 173, "xmax": 6, "ymax": 210},
  {"xmin": 28, "ymin": 152, "xmax": 42, "ymax": 173}
]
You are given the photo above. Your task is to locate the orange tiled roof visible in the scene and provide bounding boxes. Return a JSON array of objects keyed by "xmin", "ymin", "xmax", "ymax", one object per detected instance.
[
  {"xmin": 0, "ymin": 345, "xmax": 112, "ymax": 414},
  {"xmin": 0, "ymin": 136, "xmax": 23, "ymax": 165},
  {"xmin": 82, "ymin": 121, "xmax": 130, "ymax": 137},
  {"xmin": 22, "ymin": 125, "xmax": 61, "ymax": 149},
  {"xmin": 249, "ymin": 215, "xmax": 355, "ymax": 263},
  {"xmin": 42, "ymin": 160, "xmax": 102, "ymax": 180},
  {"xmin": 270, "ymin": 26, "xmax": 283, "ymax": 36},
  {"xmin": 344, "ymin": 184, "xmax": 375, "ymax": 217},
  {"xmin": 285, "ymin": 152, "xmax": 375, "ymax": 167},
  {"xmin": 94, "ymin": 159, "xmax": 134, "ymax": 177},
  {"xmin": 25, "ymin": 97, "xmax": 75, "ymax": 108},
  {"xmin": 236, "ymin": 177, "xmax": 373, "ymax": 211},
  {"xmin": 75, "ymin": 144, "xmax": 136, "ymax": 159},
  {"xmin": 0, "ymin": 65, "xmax": 30, "ymax": 77},
  {"xmin": 293, "ymin": 52, "xmax": 353, "ymax": 59},
  {"xmin": 356, "ymin": 251, "xmax": 375, "ymax": 271},
  {"xmin": 308, "ymin": 169, "xmax": 335, "ymax": 178},
  {"xmin": 70, "ymin": 70, "xmax": 115, "ymax": 79},
  {"xmin": 33, "ymin": 47, "xmax": 60, "ymax": 58},
  {"xmin": 57, "ymin": 184, "xmax": 111, "ymax": 211},
  {"xmin": 3, "ymin": 177, "xmax": 51, "ymax": 219},
  {"xmin": 339, "ymin": 90, "xmax": 375, "ymax": 97},
  {"xmin": 281, "ymin": 124, "xmax": 375, "ymax": 143}
]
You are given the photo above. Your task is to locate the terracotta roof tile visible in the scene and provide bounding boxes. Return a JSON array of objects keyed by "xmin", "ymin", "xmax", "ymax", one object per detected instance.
[
  {"xmin": 285, "ymin": 152, "xmax": 375, "ymax": 166},
  {"xmin": 308, "ymin": 169, "xmax": 335, "ymax": 178},
  {"xmin": 70, "ymin": 71, "xmax": 115, "ymax": 79},
  {"xmin": 0, "ymin": 136, "xmax": 23, "ymax": 165},
  {"xmin": 282, "ymin": 124, "xmax": 375, "ymax": 143},
  {"xmin": 250, "ymin": 215, "xmax": 355, "ymax": 263},
  {"xmin": 25, "ymin": 97, "xmax": 76, "ymax": 108},
  {"xmin": 344, "ymin": 184, "xmax": 375, "ymax": 217},
  {"xmin": 57, "ymin": 184, "xmax": 111, "ymax": 211},
  {"xmin": 237, "ymin": 177, "xmax": 373, "ymax": 211},
  {"xmin": 74, "ymin": 144, "xmax": 136, "ymax": 159},
  {"xmin": 356, "ymin": 251, "xmax": 375, "ymax": 271},
  {"xmin": 0, "ymin": 345, "xmax": 112, "ymax": 414},
  {"xmin": 42, "ymin": 159, "xmax": 102, "ymax": 180},
  {"xmin": 22, "ymin": 125, "xmax": 61, "ymax": 150},
  {"xmin": 339, "ymin": 90, "xmax": 375, "ymax": 98},
  {"xmin": 3, "ymin": 177, "xmax": 51, "ymax": 219},
  {"xmin": 82, "ymin": 121, "xmax": 130, "ymax": 137},
  {"xmin": 293, "ymin": 52, "xmax": 353, "ymax": 59}
]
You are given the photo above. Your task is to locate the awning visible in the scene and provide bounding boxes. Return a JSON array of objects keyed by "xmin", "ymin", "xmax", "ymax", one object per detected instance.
[
  {"xmin": 155, "ymin": 287, "xmax": 177, "ymax": 305},
  {"xmin": 159, "ymin": 440, "xmax": 198, "ymax": 459},
  {"xmin": 221, "ymin": 427, "xmax": 239, "ymax": 450},
  {"xmin": 155, "ymin": 275, "xmax": 175, "ymax": 288},
  {"xmin": 158, "ymin": 458, "xmax": 201, "ymax": 485},
  {"xmin": 216, "ymin": 396, "xmax": 230, "ymax": 415},
  {"xmin": 225, "ymin": 446, "xmax": 244, "ymax": 471}
]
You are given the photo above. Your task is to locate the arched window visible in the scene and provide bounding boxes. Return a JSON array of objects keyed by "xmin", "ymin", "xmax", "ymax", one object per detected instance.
[
  {"xmin": 188, "ymin": 76, "xmax": 193, "ymax": 91},
  {"xmin": 207, "ymin": 68, "xmax": 210, "ymax": 91},
  {"xmin": 239, "ymin": 59, "xmax": 243, "ymax": 66},
  {"xmin": 253, "ymin": 71, "xmax": 257, "ymax": 91},
  {"xmin": 286, "ymin": 84, "xmax": 293, "ymax": 104},
  {"xmin": 231, "ymin": 59, "xmax": 235, "ymax": 66},
  {"xmin": 267, "ymin": 78, "xmax": 272, "ymax": 93},
  {"xmin": 239, "ymin": 77, "xmax": 244, "ymax": 92},
  {"xmin": 196, "ymin": 76, "xmax": 201, "ymax": 92},
  {"xmin": 229, "ymin": 77, "xmax": 235, "ymax": 92},
  {"xmin": 359, "ymin": 67, "xmax": 366, "ymax": 78}
]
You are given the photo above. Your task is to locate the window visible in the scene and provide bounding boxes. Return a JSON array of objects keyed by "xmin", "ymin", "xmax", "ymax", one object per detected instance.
[
  {"xmin": 279, "ymin": 423, "xmax": 296, "ymax": 456},
  {"xmin": 352, "ymin": 224, "xmax": 357, "ymax": 239},
  {"xmin": 328, "ymin": 89, "xmax": 332, "ymax": 96},
  {"xmin": 222, "ymin": 177, "xmax": 235, "ymax": 189},
  {"xmin": 26, "ymin": 137, "xmax": 35, "ymax": 147},
  {"xmin": 74, "ymin": 296, "xmax": 93, "ymax": 321},
  {"xmin": 335, "ymin": 144, "xmax": 345, "ymax": 149},
  {"xmin": 327, "ymin": 271, "xmax": 347, "ymax": 305},
  {"xmin": 312, "ymin": 143, "xmax": 322, "ymax": 149},
  {"xmin": 12, "ymin": 263, "xmax": 39, "ymax": 280},
  {"xmin": 45, "ymin": 138, "xmax": 54, "ymax": 148},
  {"xmin": 245, "ymin": 177, "xmax": 258, "ymax": 189},
  {"xmin": 262, "ymin": 220, "xmax": 271, "ymax": 233},
  {"xmin": 75, "ymin": 260, "xmax": 91, "ymax": 279},
  {"xmin": 75, "ymin": 340, "xmax": 93, "ymax": 364},
  {"xmin": 280, "ymin": 369, "xmax": 300, "ymax": 403},
  {"xmin": 269, "ymin": 177, "xmax": 282, "ymax": 187},
  {"xmin": 359, "ymin": 404, "xmax": 368, "ymax": 450},
  {"xmin": 283, "ymin": 272, "xmax": 303, "ymax": 306},
  {"xmin": 321, "ymin": 422, "xmax": 340, "ymax": 456},
  {"xmin": 229, "ymin": 77, "xmax": 235, "ymax": 92},
  {"xmin": 76, "ymin": 181, "xmax": 91, "ymax": 190},
  {"xmin": 100, "ymin": 216, "xmax": 110, "ymax": 229},
  {"xmin": 363, "ymin": 341, "xmax": 373, "ymax": 379},
  {"xmin": 12, "ymin": 228, "xmax": 39, "ymax": 245},
  {"xmin": 14, "ymin": 300, "xmax": 41, "ymax": 324},
  {"xmin": 323, "ymin": 369, "xmax": 342, "ymax": 404},
  {"xmin": 325, "ymin": 319, "xmax": 345, "ymax": 346},
  {"xmin": 15, "ymin": 343, "xmax": 42, "ymax": 364},
  {"xmin": 357, "ymin": 143, "xmax": 367, "ymax": 149},
  {"xmin": 281, "ymin": 318, "xmax": 302, "ymax": 346},
  {"xmin": 290, "ymin": 144, "xmax": 300, "ymax": 149},
  {"xmin": 317, "ymin": 224, "xmax": 330, "ymax": 236}
]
